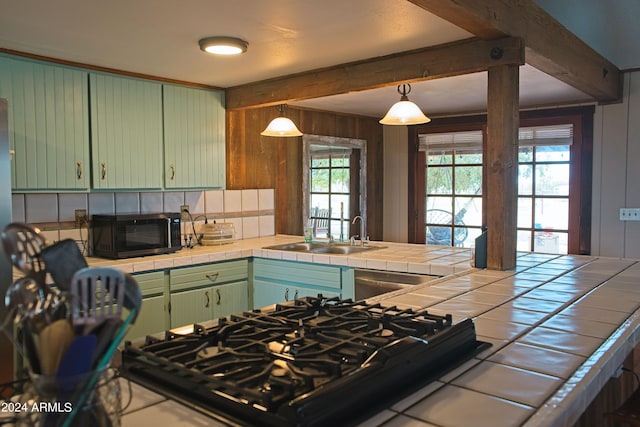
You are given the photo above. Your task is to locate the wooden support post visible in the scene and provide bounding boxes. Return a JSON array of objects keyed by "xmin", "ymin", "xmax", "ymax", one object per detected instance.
[{"xmin": 486, "ymin": 65, "xmax": 519, "ymax": 270}]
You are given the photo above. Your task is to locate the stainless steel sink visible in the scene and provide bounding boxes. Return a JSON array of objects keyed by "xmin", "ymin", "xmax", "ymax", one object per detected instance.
[
  {"xmin": 355, "ymin": 269, "xmax": 440, "ymax": 300},
  {"xmin": 263, "ymin": 242, "xmax": 328, "ymax": 252},
  {"xmin": 263, "ymin": 241, "xmax": 385, "ymax": 255}
]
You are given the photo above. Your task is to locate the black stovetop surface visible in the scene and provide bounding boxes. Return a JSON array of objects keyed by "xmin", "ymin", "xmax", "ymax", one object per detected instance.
[{"xmin": 122, "ymin": 296, "xmax": 489, "ymax": 427}]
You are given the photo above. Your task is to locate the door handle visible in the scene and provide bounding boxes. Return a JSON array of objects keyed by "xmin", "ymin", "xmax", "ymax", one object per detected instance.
[
  {"xmin": 170, "ymin": 164, "xmax": 175, "ymax": 180},
  {"xmin": 205, "ymin": 291, "xmax": 210, "ymax": 308},
  {"xmin": 76, "ymin": 162, "xmax": 82, "ymax": 180},
  {"xmin": 216, "ymin": 289, "xmax": 221, "ymax": 305},
  {"xmin": 101, "ymin": 162, "xmax": 106, "ymax": 180},
  {"xmin": 206, "ymin": 272, "xmax": 220, "ymax": 282}
]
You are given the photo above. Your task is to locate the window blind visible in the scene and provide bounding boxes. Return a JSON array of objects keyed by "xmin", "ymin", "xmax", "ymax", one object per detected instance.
[{"xmin": 419, "ymin": 124, "xmax": 573, "ymax": 151}]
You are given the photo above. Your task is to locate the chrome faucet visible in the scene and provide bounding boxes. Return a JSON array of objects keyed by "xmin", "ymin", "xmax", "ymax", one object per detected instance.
[{"xmin": 350, "ymin": 215, "xmax": 368, "ymax": 246}]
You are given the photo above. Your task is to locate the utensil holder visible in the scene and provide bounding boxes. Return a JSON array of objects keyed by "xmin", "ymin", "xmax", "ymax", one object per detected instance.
[{"xmin": 11, "ymin": 368, "xmax": 120, "ymax": 427}]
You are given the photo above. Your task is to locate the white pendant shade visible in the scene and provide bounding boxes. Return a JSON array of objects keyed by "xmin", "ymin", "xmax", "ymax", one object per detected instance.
[
  {"xmin": 379, "ymin": 84, "xmax": 430, "ymax": 125},
  {"xmin": 261, "ymin": 116, "xmax": 303, "ymax": 137},
  {"xmin": 379, "ymin": 100, "xmax": 431, "ymax": 125}
]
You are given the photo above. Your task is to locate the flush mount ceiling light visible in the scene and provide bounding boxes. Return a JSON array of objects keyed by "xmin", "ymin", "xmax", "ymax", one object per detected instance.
[
  {"xmin": 379, "ymin": 84, "xmax": 431, "ymax": 125},
  {"xmin": 261, "ymin": 105, "xmax": 303, "ymax": 137},
  {"xmin": 198, "ymin": 36, "xmax": 248, "ymax": 55}
]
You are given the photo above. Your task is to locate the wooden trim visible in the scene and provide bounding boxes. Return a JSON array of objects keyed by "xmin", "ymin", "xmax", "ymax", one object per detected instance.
[
  {"xmin": 486, "ymin": 65, "xmax": 519, "ymax": 270},
  {"xmin": 406, "ymin": 0, "xmax": 621, "ymax": 103},
  {"xmin": 409, "ymin": 105, "xmax": 595, "ymax": 255},
  {"xmin": 407, "ymin": 127, "xmax": 426, "ymax": 243},
  {"xmin": 226, "ymin": 37, "xmax": 524, "ymax": 110},
  {"xmin": 0, "ymin": 48, "xmax": 222, "ymax": 90}
]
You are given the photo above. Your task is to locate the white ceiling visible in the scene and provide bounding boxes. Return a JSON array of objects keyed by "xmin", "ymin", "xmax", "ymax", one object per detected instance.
[{"xmin": 0, "ymin": 0, "xmax": 631, "ymax": 119}]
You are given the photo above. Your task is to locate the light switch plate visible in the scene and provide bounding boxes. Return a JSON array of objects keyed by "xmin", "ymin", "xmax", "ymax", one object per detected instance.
[{"xmin": 620, "ymin": 208, "xmax": 640, "ymax": 221}]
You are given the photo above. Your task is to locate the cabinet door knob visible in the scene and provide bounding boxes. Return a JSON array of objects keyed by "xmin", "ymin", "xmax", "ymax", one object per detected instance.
[
  {"xmin": 170, "ymin": 164, "xmax": 175, "ymax": 180},
  {"xmin": 101, "ymin": 162, "xmax": 107, "ymax": 180},
  {"xmin": 284, "ymin": 288, "xmax": 289, "ymax": 301},
  {"xmin": 206, "ymin": 272, "xmax": 219, "ymax": 282},
  {"xmin": 216, "ymin": 289, "xmax": 221, "ymax": 305},
  {"xmin": 76, "ymin": 162, "xmax": 82, "ymax": 180},
  {"xmin": 205, "ymin": 290, "xmax": 210, "ymax": 308}
]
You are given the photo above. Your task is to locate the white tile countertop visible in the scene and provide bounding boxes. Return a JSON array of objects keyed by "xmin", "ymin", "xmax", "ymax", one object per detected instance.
[
  {"xmin": 98, "ymin": 237, "xmax": 640, "ymax": 427},
  {"xmin": 86, "ymin": 234, "xmax": 474, "ymax": 276}
]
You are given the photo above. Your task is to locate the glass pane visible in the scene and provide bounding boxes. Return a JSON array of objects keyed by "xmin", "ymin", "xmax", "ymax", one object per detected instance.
[
  {"xmin": 330, "ymin": 168, "xmax": 349, "ymax": 193},
  {"xmin": 517, "ymin": 197, "xmax": 533, "ymax": 228},
  {"xmin": 311, "ymin": 169, "xmax": 329, "ymax": 192},
  {"xmin": 461, "ymin": 227, "xmax": 482, "ymax": 249},
  {"xmin": 329, "ymin": 195, "xmax": 349, "ymax": 219},
  {"xmin": 535, "ymin": 164, "xmax": 570, "ymax": 196},
  {"xmin": 426, "ymin": 207, "xmax": 452, "ymax": 225},
  {"xmin": 454, "ymin": 166, "xmax": 482, "ymax": 195},
  {"xmin": 519, "ymin": 146, "xmax": 533, "ymax": 162},
  {"xmin": 534, "ymin": 231, "xmax": 567, "ymax": 254},
  {"xmin": 426, "ymin": 225, "xmax": 452, "ymax": 245},
  {"xmin": 454, "ymin": 197, "xmax": 482, "ymax": 227},
  {"xmin": 310, "ymin": 194, "xmax": 329, "ymax": 214},
  {"xmin": 535, "ymin": 145, "xmax": 570, "ymax": 162},
  {"xmin": 518, "ymin": 165, "xmax": 533, "ymax": 195},
  {"xmin": 454, "ymin": 150, "xmax": 482, "ymax": 165},
  {"xmin": 331, "ymin": 156, "xmax": 349, "ymax": 167},
  {"xmin": 427, "ymin": 152, "xmax": 452, "ymax": 165},
  {"xmin": 426, "ymin": 196, "xmax": 452, "ymax": 214},
  {"xmin": 534, "ymin": 198, "xmax": 568, "ymax": 230},
  {"xmin": 517, "ymin": 230, "xmax": 532, "ymax": 252},
  {"xmin": 426, "ymin": 167, "xmax": 452, "ymax": 194},
  {"xmin": 311, "ymin": 158, "xmax": 329, "ymax": 167}
]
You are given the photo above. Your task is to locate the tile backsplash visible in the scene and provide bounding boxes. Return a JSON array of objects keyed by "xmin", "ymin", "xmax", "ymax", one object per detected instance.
[{"xmin": 11, "ymin": 189, "xmax": 276, "ymax": 253}]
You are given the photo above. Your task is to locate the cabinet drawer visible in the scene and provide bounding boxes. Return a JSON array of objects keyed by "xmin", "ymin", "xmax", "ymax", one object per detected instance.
[
  {"xmin": 132, "ymin": 270, "xmax": 165, "ymax": 296},
  {"xmin": 253, "ymin": 258, "xmax": 341, "ymax": 290},
  {"xmin": 170, "ymin": 259, "xmax": 248, "ymax": 292}
]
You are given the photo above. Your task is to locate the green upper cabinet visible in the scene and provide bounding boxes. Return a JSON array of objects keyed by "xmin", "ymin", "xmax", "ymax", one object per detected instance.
[
  {"xmin": 162, "ymin": 85, "xmax": 225, "ymax": 189},
  {"xmin": 0, "ymin": 56, "xmax": 89, "ymax": 191},
  {"xmin": 89, "ymin": 73, "xmax": 163, "ymax": 189}
]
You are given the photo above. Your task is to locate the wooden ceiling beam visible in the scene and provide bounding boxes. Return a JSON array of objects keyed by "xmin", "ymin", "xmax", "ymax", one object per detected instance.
[
  {"xmin": 226, "ymin": 37, "xmax": 523, "ymax": 110},
  {"xmin": 407, "ymin": 0, "xmax": 621, "ymax": 103}
]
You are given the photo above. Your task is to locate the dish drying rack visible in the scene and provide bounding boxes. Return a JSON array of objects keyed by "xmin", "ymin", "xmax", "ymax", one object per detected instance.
[{"xmin": 199, "ymin": 222, "xmax": 235, "ymax": 245}]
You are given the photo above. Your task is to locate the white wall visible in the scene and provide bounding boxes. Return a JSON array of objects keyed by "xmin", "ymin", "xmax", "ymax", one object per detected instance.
[
  {"xmin": 592, "ymin": 71, "xmax": 640, "ymax": 258},
  {"xmin": 382, "ymin": 125, "xmax": 409, "ymax": 242}
]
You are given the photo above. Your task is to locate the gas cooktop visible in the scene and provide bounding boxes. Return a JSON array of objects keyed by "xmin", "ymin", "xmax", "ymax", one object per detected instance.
[{"xmin": 122, "ymin": 296, "xmax": 489, "ymax": 427}]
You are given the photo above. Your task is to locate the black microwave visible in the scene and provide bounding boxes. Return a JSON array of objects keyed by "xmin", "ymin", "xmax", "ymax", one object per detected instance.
[{"xmin": 91, "ymin": 212, "xmax": 181, "ymax": 259}]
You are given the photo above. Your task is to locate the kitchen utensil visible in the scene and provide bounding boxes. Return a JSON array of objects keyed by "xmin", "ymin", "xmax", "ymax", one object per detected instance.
[
  {"xmin": 1, "ymin": 222, "xmax": 48, "ymax": 287},
  {"xmin": 3, "ymin": 276, "xmax": 44, "ymax": 324},
  {"xmin": 70, "ymin": 267, "xmax": 126, "ymax": 335},
  {"xmin": 56, "ymin": 334, "xmax": 97, "ymax": 391},
  {"xmin": 62, "ymin": 275, "xmax": 141, "ymax": 427},
  {"xmin": 38, "ymin": 318, "xmax": 74, "ymax": 376},
  {"xmin": 21, "ymin": 321, "xmax": 42, "ymax": 374},
  {"xmin": 40, "ymin": 238, "xmax": 88, "ymax": 292},
  {"xmin": 89, "ymin": 317, "xmax": 122, "ymax": 368}
]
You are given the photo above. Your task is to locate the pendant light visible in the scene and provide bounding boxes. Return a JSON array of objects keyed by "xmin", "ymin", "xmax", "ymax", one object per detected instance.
[
  {"xmin": 379, "ymin": 84, "xmax": 430, "ymax": 125},
  {"xmin": 261, "ymin": 105, "xmax": 302, "ymax": 137}
]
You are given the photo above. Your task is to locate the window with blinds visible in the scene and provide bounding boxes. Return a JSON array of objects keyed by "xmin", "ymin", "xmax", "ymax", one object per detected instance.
[{"xmin": 421, "ymin": 123, "xmax": 573, "ymax": 253}]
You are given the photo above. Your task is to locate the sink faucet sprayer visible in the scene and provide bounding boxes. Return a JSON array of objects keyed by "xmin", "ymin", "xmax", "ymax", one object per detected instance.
[{"xmin": 350, "ymin": 216, "xmax": 368, "ymax": 246}]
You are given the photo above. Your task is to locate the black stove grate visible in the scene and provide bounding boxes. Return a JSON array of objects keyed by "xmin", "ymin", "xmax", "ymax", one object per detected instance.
[{"xmin": 122, "ymin": 296, "xmax": 489, "ymax": 426}]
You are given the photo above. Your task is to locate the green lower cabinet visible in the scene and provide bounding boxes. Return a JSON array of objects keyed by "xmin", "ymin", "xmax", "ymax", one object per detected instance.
[
  {"xmin": 253, "ymin": 279, "xmax": 339, "ymax": 309},
  {"xmin": 252, "ymin": 258, "xmax": 347, "ymax": 309},
  {"xmin": 169, "ymin": 281, "xmax": 249, "ymax": 328},
  {"xmin": 169, "ymin": 260, "xmax": 250, "ymax": 328},
  {"xmin": 127, "ymin": 270, "xmax": 168, "ymax": 341},
  {"xmin": 126, "ymin": 295, "xmax": 166, "ymax": 342}
]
